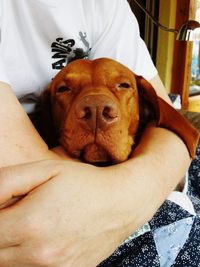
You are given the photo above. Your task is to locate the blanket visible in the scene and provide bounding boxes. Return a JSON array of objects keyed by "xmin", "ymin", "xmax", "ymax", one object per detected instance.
[{"xmin": 99, "ymin": 146, "xmax": 200, "ymax": 266}]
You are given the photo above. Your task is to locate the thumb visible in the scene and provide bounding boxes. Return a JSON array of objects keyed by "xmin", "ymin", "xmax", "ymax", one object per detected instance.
[{"xmin": 0, "ymin": 159, "xmax": 61, "ymax": 207}]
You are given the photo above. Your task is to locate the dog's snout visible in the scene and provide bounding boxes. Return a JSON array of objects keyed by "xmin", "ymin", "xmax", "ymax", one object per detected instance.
[{"xmin": 75, "ymin": 95, "xmax": 119, "ymax": 131}]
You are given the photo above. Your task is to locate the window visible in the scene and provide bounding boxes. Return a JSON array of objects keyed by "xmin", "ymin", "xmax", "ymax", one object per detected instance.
[
  {"xmin": 128, "ymin": 0, "xmax": 159, "ymax": 64},
  {"xmin": 190, "ymin": 0, "xmax": 200, "ymax": 96}
]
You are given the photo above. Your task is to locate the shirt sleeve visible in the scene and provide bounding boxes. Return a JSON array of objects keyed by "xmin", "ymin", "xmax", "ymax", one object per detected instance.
[
  {"xmin": 89, "ymin": 0, "xmax": 157, "ymax": 81},
  {"xmin": 0, "ymin": 1, "xmax": 10, "ymax": 85},
  {"xmin": 0, "ymin": 56, "xmax": 10, "ymax": 84}
]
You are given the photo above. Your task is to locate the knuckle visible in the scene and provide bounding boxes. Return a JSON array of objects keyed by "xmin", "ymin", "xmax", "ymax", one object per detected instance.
[{"xmin": 17, "ymin": 221, "xmax": 60, "ymax": 266}]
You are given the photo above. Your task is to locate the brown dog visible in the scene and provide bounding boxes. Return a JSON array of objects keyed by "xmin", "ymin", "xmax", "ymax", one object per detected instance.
[{"xmin": 39, "ymin": 58, "xmax": 199, "ymax": 164}]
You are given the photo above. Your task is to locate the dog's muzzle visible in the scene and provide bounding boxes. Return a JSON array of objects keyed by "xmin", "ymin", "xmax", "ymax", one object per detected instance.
[{"xmin": 75, "ymin": 94, "xmax": 119, "ymax": 134}]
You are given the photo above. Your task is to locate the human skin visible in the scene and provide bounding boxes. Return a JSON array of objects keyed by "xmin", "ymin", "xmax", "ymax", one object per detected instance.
[{"xmin": 0, "ymin": 79, "xmax": 190, "ymax": 266}]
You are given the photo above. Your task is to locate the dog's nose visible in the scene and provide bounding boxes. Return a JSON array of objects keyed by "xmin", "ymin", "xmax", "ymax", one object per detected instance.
[{"xmin": 75, "ymin": 94, "xmax": 119, "ymax": 131}]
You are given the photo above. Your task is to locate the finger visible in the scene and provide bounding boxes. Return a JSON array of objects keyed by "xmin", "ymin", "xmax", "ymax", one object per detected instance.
[
  {"xmin": 0, "ymin": 159, "xmax": 61, "ymax": 205},
  {"xmin": 0, "ymin": 196, "xmax": 24, "ymax": 209},
  {"xmin": 0, "ymin": 205, "xmax": 25, "ymax": 247}
]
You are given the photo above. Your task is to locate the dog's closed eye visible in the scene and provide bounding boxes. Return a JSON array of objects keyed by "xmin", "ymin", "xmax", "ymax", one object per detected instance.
[
  {"xmin": 56, "ymin": 85, "xmax": 71, "ymax": 93},
  {"xmin": 117, "ymin": 82, "xmax": 131, "ymax": 89}
]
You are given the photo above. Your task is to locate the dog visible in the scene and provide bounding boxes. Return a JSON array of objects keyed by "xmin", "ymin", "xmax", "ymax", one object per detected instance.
[{"xmin": 39, "ymin": 58, "xmax": 199, "ymax": 164}]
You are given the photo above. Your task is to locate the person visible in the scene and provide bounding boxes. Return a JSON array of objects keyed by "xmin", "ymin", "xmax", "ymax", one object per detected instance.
[{"xmin": 0, "ymin": 0, "xmax": 191, "ymax": 266}]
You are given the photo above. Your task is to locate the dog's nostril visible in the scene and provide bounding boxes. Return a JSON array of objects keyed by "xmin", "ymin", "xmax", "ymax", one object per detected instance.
[
  {"xmin": 102, "ymin": 106, "xmax": 117, "ymax": 119},
  {"xmin": 76, "ymin": 107, "xmax": 92, "ymax": 119},
  {"xmin": 84, "ymin": 107, "xmax": 92, "ymax": 119},
  {"xmin": 103, "ymin": 107, "xmax": 111, "ymax": 119},
  {"xmin": 76, "ymin": 96, "xmax": 119, "ymax": 131}
]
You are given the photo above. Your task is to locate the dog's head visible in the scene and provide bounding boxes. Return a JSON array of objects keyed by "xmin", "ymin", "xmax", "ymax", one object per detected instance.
[
  {"xmin": 44, "ymin": 58, "xmax": 141, "ymax": 163},
  {"xmin": 43, "ymin": 58, "xmax": 199, "ymax": 164}
]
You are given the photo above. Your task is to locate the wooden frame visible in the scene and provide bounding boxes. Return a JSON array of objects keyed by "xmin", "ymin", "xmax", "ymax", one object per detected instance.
[{"xmin": 171, "ymin": 0, "xmax": 196, "ymax": 109}]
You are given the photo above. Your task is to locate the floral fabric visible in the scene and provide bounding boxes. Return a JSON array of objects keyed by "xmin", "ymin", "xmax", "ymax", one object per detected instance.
[{"xmin": 99, "ymin": 146, "xmax": 200, "ymax": 267}]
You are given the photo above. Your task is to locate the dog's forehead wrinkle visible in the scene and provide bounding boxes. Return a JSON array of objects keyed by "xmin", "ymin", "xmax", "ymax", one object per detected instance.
[
  {"xmin": 92, "ymin": 69, "xmax": 123, "ymax": 88},
  {"xmin": 95, "ymin": 66, "xmax": 134, "ymax": 86},
  {"xmin": 64, "ymin": 71, "xmax": 92, "ymax": 82}
]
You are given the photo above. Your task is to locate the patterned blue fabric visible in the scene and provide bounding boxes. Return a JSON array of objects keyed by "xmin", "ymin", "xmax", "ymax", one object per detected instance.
[
  {"xmin": 153, "ymin": 217, "xmax": 194, "ymax": 267},
  {"xmin": 99, "ymin": 146, "xmax": 200, "ymax": 266}
]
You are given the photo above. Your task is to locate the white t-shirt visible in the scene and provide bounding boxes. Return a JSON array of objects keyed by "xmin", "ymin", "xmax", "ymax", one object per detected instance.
[{"xmin": 0, "ymin": 0, "xmax": 157, "ymax": 113}]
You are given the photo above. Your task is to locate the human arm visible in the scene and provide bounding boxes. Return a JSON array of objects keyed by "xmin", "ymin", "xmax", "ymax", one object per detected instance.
[
  {"xmin": 0, "ymin": 80, "xmax": 191, "ymax": 267},
  {"xmin": 0, "ymin": 81, "xmax": 60, "ymax": 167},
  {"xmin": 0, "ymin": 66, "xmax": 193, "ymax": 267},
  {"xmin": 0, "ymin": 0, "xmax": 193, "ymax": 265},
  {"xmin": 0, "ymin": 126, "xmax": 191, "ymax": 267},
  {"xmin": 149, "ymin": 74, "xmax": 172, "ymax": 104},
  {"xmin": 0, "ymin": 79, "xmax": 192, "ymax": 267}
]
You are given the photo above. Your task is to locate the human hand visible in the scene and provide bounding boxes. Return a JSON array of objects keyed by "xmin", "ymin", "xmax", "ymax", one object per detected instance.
[
  {"xmin": 0, "ymin": 146, "xmax": 79, "ymax": 209},
  {"xmin": 0, "ymin": 160, "xmax": 128, "ymax": 267},
  {"xmin": 0, "ymin": 127, "xmax": 191, "ymax": 267}
]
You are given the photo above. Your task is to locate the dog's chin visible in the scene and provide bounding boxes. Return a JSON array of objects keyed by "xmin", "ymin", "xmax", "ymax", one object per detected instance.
[{"xmin": 82, "ymin": 143, "xmax": 112, "ymax": 164}]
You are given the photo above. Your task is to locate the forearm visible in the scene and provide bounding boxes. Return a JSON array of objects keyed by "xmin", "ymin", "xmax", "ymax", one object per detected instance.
[
  {"xmin": 103, "ymin": 126, "xmax": 191, "ymax": 239},
  {"xmin": 0, "ymin": 126, "xmax": 191, "ymax": 265},
  {"xmin": 0, "ymin": 82, "xmax": 57, "ymax": 167},
  {"xmin": 149, "ymin": 74, "xmax": 172, "ymax": 104}
]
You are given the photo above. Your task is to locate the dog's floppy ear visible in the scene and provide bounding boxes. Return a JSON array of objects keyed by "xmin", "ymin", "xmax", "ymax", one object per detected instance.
[{"xmin": 136, "ymin": 75, "xmax": 199, "ymax": 159}]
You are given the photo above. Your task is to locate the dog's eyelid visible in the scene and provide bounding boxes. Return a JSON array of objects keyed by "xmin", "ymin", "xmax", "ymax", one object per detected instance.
[
  {"xmin": 56, "ymin": 85, "xmax": 71, "ymax": 93},
  {"xmin": 117, "ymin": 82, "xmax": 131, "ymax": 89}
]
